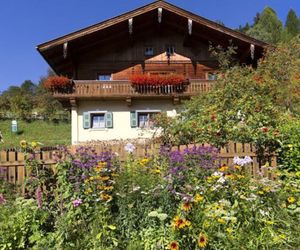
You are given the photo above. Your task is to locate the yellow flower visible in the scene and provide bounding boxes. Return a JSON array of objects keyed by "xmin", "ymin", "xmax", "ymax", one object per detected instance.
[
  {"xmin": 139, "ymin": 158, "xmax": 150, "ymax": 166},
  {"xmin": 100, "ymin": 176, "xmax": 110, "ymax": 181},
  {"xmin": 236, "ymin": 174, "xmax": 244, "ymax": 179},
  {"xmin": 169, "ymin": 241, "xmax": 179, "ymax": 250},
  {"xmin": 206, "ymin": 177, "xmax": 213, "ymax": 183},
  {"xmin": 98, "ymin": 162, "xmax": 107, "ymax": 167},
  {"xmin": 217, "ymin": 218, "xmax": 226, "ymax": 224},
  {"xmin": 257, "ymin": 190, "xmax": 264, "ymax": 195},
  {"xmin": 152, "ymin": 168, "xmax": 161, "ymax": 174},
  {"xmin": 219, "ymin": 165, "xmax": 228, "ymax": 172},
  {"xmin": 20, "ymin": 140, "xmax": 27, "ymax": 148},
  {"xmin": 287, "ymin": 197, "xmax": 296, "ymax": 203},
  {"xmin": 104, "ymin": 186, "xmax": 114, "ymax": 191},
  {"xmin": 233, "ymin": 165, "xmax": 241, "ymax": 171},
  {"xmin": 100, "ymin": 193, "xmax": 112, "ymax": 201},
  {"xmin": 263, "ymin": 186, "xmax": 271, "ymax": 192},
  {"xmin": 194, "ymin": 194, "xmax": 204, "ymax": 203},
  {"xmin": 181, "ymin": 202, "xmax": 192, "ymax": 212},
  {"xmin": 89, "ymin": 176, "xmax": 94, "ymax": 181},
  {"xmin": 198, "ymin": 233, "xmax": 208, "ymax": 248},
  {"xmin": 85, "ymin": 187, "xmax": 92, "ymax": 194},
  {"xmin": 266, "ymin": 220, "xmax": 274, "ymax": 225},
  {"xmin": 111, "ymin": 173, "xmax": 119, "ymax": 177},
  {"xmin": 31, "ymin": 141, "xmax": 38, "ymax": 148},
  {"xmin": 226, "ymin": 227, "xmax": 233, "ymax": 234},
  {"xmin": 203, "ymin": 221, "xmax": 210, "ymax": 229},
  {"xmin": 172, "ymin": 216, "xmax": 191, "ymax": 230},
  {"xmin": 225, "ymin": 173, "xmax": 235, "ymax": 180}
]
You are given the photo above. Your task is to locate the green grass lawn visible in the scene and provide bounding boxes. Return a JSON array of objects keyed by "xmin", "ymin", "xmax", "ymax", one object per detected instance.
[{"xmin": 0, "ymin": 119, "xmax": 71, "ymax": 149}]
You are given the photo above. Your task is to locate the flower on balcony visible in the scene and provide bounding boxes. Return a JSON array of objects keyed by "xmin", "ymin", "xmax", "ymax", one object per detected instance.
[
  {"xmin": 44, "ymin": 76, "xmax": 72, "ymax": 92},
  {"xmin": 130, "ymin": 74, "xmax": 187, "ymax": 86}
]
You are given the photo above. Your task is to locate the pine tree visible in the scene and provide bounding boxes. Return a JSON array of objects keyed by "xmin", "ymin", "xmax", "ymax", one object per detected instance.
[{"xmin": 285, "ymin": 9, "xmax": 299, "ymax": 37}]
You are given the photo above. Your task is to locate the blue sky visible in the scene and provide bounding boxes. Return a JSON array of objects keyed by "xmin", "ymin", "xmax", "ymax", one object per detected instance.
[{"xmin": 0, "ymin": 0, "xmax": 299, "ymax": 92}]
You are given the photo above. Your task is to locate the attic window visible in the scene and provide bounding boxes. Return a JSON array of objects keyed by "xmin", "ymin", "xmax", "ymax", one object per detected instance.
[
  {"xmin": 145, "ymin": 47, "xmax": 154, "ymax": 56},
  {"xmin": 166, "ymin": 45, "xmax": 175, "ymax": 56}
]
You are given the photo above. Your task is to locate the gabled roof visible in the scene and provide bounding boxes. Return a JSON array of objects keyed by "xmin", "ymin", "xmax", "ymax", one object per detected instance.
[{"xmin": 37, "ymin": 0, "xmax": 267, "ymax": 51}]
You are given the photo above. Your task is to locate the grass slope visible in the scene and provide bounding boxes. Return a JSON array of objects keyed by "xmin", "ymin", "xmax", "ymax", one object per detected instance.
[{"xmin": 0, "ymin": 120, "xmax": 71, "ymax": 149}]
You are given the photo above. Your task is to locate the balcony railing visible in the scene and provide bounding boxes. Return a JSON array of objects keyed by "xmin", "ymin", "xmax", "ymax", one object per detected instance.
[{"xmin": 53, "ymin": 80, "xmax": 214, "ymax": 99}]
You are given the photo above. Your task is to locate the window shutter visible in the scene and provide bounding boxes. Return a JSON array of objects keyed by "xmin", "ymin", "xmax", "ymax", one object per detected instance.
[
  {"xmin": 130, "ymin": 111, "xmax": 137, "ymax": 128},
  {"xmin": 83, "ymin": 112, "xmax": 91, "ymax": 129},
  {"xmin": 105, "ymin": 112, "xmax": 113, "ymax": 128}
]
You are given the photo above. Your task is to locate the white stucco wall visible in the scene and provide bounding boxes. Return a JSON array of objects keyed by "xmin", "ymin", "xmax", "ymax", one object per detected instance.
[{"xmin": 72, "ymin": 99, "xmax": 180, "ymax": 144}]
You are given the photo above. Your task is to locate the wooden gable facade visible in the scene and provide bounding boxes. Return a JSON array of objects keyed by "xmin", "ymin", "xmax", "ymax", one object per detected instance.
[{"xmin": 37, "ymin": 0, "xmax": 268, "ymax": 105}]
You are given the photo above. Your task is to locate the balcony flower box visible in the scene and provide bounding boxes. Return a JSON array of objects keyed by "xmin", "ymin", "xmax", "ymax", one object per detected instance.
[
  {"xmin": 44, "ymin": 76, "xmax": 73, "ymax": 93},
  {"xmin": 130, "ymin": 74, "xmax": 189, "ymax": 94}
]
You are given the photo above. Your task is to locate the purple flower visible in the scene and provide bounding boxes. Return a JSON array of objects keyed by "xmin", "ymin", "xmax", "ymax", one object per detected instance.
[
  {"xmin": 0, "ymin": 193, "xmax": 6, "ymax": 205},
  {"xmin": 124, "ymin": 143, "xmax": 135, "ymax": 153},
  {"xmin": 72, "ymin": 198, "xmax": 83, "ymax": 208}
]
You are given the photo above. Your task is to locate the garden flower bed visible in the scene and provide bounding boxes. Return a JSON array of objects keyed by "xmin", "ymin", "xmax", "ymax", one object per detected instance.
[{"xmin": 0, "ymin": 143, "xmax": 299, "ymax": 249}]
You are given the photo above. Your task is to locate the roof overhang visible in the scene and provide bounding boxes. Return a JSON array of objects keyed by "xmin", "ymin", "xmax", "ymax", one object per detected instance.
[{"xmin": 37, "ymin": 0, "xmax": 270, "ymax": 75}]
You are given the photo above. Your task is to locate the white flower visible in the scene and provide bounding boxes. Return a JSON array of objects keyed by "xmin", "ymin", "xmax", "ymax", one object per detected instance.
[
  {"xmin": 217, "ymin": 177, "xmax": 226, "ymax": 184},
  {"xmin": 124, "ymin": 143, "xmax": 135, "ymax": 153},
  {"xmin": 233, "ymin": 156, "xmax": 253, "ymax": 166}
]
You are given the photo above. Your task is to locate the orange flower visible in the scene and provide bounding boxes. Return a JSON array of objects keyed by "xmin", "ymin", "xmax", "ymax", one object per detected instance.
[{"xmin": 169, "ymin": 241, "xmax": 179, "ymax": 250}]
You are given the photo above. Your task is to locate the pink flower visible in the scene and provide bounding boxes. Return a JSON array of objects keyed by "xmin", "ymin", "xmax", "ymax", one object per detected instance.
[
  {"xmin": 72, "ymin": 199, "xmax": 83, "ymax": 208},
  {"xmin": 0, "ymin": 193, "xmax": 6, "ymax": 205}
]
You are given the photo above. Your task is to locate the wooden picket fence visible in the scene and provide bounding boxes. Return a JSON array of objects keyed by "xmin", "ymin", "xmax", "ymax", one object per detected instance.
[{"xmin": 0, "ymin": 142, "xmax": 277, "ymax": 186}]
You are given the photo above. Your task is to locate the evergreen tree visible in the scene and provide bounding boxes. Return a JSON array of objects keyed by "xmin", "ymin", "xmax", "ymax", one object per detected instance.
[
  {"xmin": 285, "ymin": 9, "xmax": 299, "ymax": 37},
  {"xmin": 246, "ymin": 7, "xmax": 283, "ymax": 44}
]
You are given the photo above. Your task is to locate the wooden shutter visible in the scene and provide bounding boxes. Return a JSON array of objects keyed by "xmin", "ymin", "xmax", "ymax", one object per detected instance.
[
  {"xmin": 130, "ymin": 111, "xmax": 137, "ymax": 128},
  {"xmin": 83, "ymin": 112, "xmax": 91, "ymax": 129},
  {"xmin": 105, "ymin": 112, "xmax": 113, "ymax": 128}
]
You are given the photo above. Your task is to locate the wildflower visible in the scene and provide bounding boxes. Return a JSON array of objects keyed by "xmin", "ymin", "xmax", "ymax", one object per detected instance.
[
  {"xmin": 198, "ymin": 233, "xmax": 208, "ymax": 248},
  {"xmin": 124, "ymin": 143, "xmax": 135, "ymax": 153},
  {"xmin": 72, "ymin": 199, "xmax": 82, "ymax": 208},
  {"xmin": 152, "ymin": 168, "xmax": 161, "ymax": 174},
  {"xmin": 203, "ymin": 221, "xmax": 210, "ymax": 228},
  {"xmin": 85, "ymin": 188, "xmax": 93, "ymax": 194},
  {"xmin": 182, "ymin": 202, "xmax": 192, "ymax": 212},
  {"xmin": 194, "ymin": 194, "xmax": 204, "ymax": 203},
  {"xmin": 169, "ymin": 241, "xmax": 179, "ymax": 250},
  {"xmin": 287, "ymin": 197, "xmax": 296, "ymax": 203},
  {"xmin": 233, "ymin": 165, "xmax": 241, "ymax": 171},
  {"xmin": 103, "ymin": 186, "xmax": 114, "ymax": 191},
  {"xmin": 226, "ymin": 228, "xmax": 233, "ymax": 234},
  {"xmin": 99, "ymin": 176, "xmax": 110, "ymax": 181},
  {"xmin": 139, "ymin": 158, "xmax": 150, "ymax": 166},
  {"xmin": 31, "ymin": 141, "xmax": 38, "ymax": 148},
  {"xmin": 100, "ymin": 193, "xmax": 113, "ymax": 201},
  {"xmin": 206, "ymin": 176, "xmax": 213, "ymax": 183},
  {"xmin": 257, "ymin": 190, "xmax": 264, "ymax": 195},
  {"xmin": 233, "ymin": 156, "xmax": 253, "ymax": 166},
  {"xmin": 20, "ymin": 140, "xmax": 27, "ymax": 148},
  {"xmin": 219, "ymin": 165, "xmax": 228, "ymax": 172},
  {"xmin": 0, "ymin": 193, "xmax": 6, "ymax": 205},
  {"xmin": 172, "ymin": 216, "xmax": 190, "ymax": 230},
  {"xmin": 217, "ymin": 218, "xmax": 226, "ymax": 224}
]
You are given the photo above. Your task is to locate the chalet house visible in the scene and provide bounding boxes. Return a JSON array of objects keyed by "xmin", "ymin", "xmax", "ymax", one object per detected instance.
[{"xmin": 37, "ymin": 1, "xmax": 268, "ymax": 144}]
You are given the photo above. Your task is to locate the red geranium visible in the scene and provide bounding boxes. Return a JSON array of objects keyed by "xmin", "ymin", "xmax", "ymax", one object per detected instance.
[
  {"xmin": 44, "ymin": 76, "xmax": 72, "ymax": 91},
  {"xmin": 130, "ymin": 74, "xmax": 186, "ymax": 86}
]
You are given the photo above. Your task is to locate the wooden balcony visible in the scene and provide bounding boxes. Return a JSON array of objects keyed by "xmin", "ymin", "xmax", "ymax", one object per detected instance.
[{"xmin": 53, "ymin": 80, "xmax": 214, "ymax": 101}]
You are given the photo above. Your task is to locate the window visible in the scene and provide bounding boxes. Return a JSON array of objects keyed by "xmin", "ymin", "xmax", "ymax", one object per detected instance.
[
  {"xmin": 83, "ymin": 112, "xmax": 113, "ymax": 129},
  {"xmin": 91, "ymin": 114, "xmax": 105, "ymax": 129},
  {"xmin": 130, "ymin": 110, "xmax": 160, "ymax": 129},
  {"xmin": 145, "ymin": 47, "xmax": 154, "ymax": 56},
  {"xmin": 97, "ymin": 74, "xmax": 112, "ymax": 81},
  {"xmin": 207, "ymin": 72, "xmax": 217, "ymax": 81},
  {"xmin": 166, "ymin": 45, "xmax": 175, "ymax": 56}
]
